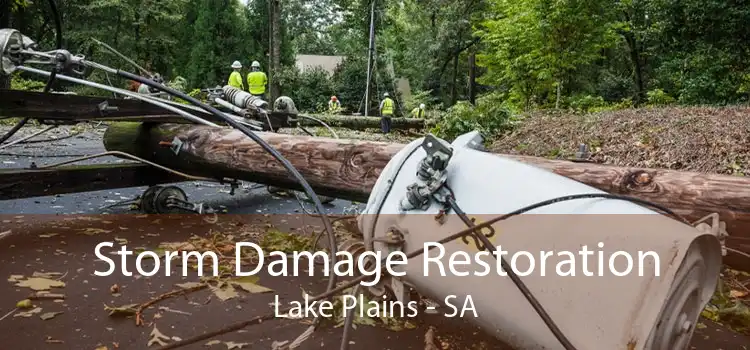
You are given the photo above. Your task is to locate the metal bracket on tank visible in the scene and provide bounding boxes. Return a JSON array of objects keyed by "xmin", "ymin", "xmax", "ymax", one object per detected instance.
[
  {"xmin": 692, "ymin": 213, "xmax": 729, "ymax": 256},
  {"xmin": 399, "ymin": 134, "xmax": 454, "ymax": 212}
]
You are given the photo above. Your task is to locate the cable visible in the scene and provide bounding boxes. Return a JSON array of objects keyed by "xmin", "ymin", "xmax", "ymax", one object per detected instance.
[
  {"xmin": 161, "ymin": 192, "xmax": 683, "ymax": 350},
  {"xmin": 447, "ymin": 194, "xmax": 576, "ymax": 349},
  {"xmin": 0, "ymin": 0, "xmax": 61, "ymax": 145},
  {"xmin": 114, "ymin": 70, "xmax": 340, "ymax": 310},
  {"xmin": 298, "ymin": 115, "xmax": 339, "ymax": 139},
  {"xmin": 32, "ymin": 151, "xmax": 220, "ymax": 182},
  {"xmin": 338, "ymin": 191, "xmax": 687, "ymax": 350},
  {"xmin": 16, "ymin": 66, "xmax": 220, "ymax": 127},
  {"xmin": 339, "ymin": 284, "xmax": 361, "ymax": 350}
]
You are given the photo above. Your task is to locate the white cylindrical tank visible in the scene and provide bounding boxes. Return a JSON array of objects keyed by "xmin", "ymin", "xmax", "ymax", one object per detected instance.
[{"xmin": 358, "ymin": 131, "xmax": 722, "ymax": 350}]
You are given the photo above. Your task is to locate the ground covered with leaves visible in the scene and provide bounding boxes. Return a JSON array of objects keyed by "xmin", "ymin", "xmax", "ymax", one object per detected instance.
[
  {"xmin": 0, "ymin": 214, "xmax": 508, "ymax": 350},
  {"xmin": 490, "ymin": 106, "xmax": 750, "ymax": 175}
]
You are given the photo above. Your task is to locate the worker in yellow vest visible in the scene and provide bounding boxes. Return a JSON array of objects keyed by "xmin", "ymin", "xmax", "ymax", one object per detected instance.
[
  {"xmin": 410, "ymin": 103, "xmax": 426, "ymax": 118},
  {"xmin": 379, "ymin": 92, "xmax": 394, "ymax": 133},
  {"xmin": 328, "ymin": 96, "xmax": 341, "ymax": 113},
  {"xmin": 227, "ymin": 61, "xmax": 243, "ymax": 90},
  {"xmin": 246, "ymin": 61, "xmax": 268, "ymax": 99}
]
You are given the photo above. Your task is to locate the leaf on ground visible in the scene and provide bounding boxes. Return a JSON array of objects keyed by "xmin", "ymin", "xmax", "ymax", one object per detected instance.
[
  {"xmin": 14, "ymin": 307, "xmax": 42, "ymax": 318},
  {"xmin": 94, "ymin": 346, "xmax": 108, "ymax": 350},
  {"xmin": 224, "ymin": 342, "xmax": 248, "ymax": 349},
  {"xmin": 16, "ymin": 299, "xmax": 32, "ymax": 308},
  {"xmin": 730, "ymin": 290, "xmax": 748, "ymax": 298},
  {"xmin": 159, "ymin": 241, "xmax": 196, "ymax": 251},
  {"xmin": 45, "ymin": 336, "xmax": 63, "ymax": 344},
  {"xmin": 260, "ymin": 228, "xmax": 311, "ymax": 253},
  {"xmin": 148, "ymin": 326, "xmax": 171, "ymax": 347},
  {"xmin": 230, "ymin": 276, "xmax": 273, "ymax": 294},
  {"xmin": 80, "ymin": 228, "xmax": 112, "ymax": 236},
  {"xmin": 271, "ymin": 340, "xmax": 289, "ymax": 350},
  {"xmin": 104, "ymin": 303, "xmax": 138, "ymax": 316},
  {"xmin": 7, "ymin": 274, "xmax": 24, "ymax": 282},
  {"xmin": 210, "ymin": 282, "xmax": 239, "ymax": 301},
  {"xmin": 40, "ymin": 311, "xmax": 63, "ymax": 320},
  {"xmin": 16, "ymin": 277, "xmax": 65, "ymax": 291},
  {"xmin": 176, "ymin": 282, "xmax": 205, "ymax": 290},
  {"xmin": 32, "ymin": 272, "xmax": 63, "ymax": 279},
  {"xmin": 204, "ymin": 340, "xmax": 221, "ymax": 346},
  {"xmin": 39, "ymin": 233, "xmax": 59, "ymax": 238}
]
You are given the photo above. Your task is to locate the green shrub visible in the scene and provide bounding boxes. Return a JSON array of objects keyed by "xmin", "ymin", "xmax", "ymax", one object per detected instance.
[
  {"xmin": 430, "ymin": 93, "xmax": 516, "ymax": 141},
  {"xmin": 646, "ymin": 88, "xmax": 676, "ymax": 106},
  {"xmin": 10, "ymin": 74, "xmax": 46, "ymax": 91},
  {"xmin": 568, "ymin": 94, "xmax": 606, "ymax": 113}
]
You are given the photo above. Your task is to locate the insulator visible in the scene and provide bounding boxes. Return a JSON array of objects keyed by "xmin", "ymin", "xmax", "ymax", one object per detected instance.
[{"xmin": 222, "ymin": 85, "xmax": 268, "ymax": 110}]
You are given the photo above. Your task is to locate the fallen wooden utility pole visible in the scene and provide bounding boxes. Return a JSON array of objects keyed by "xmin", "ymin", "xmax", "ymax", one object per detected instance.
[
  {"xmin": 103, "ymin": 122, "xmax": 750, "ymax": 270},
  {"xmin": 301, "ymin": 114, "xmax": 434, "ymax": 131}
]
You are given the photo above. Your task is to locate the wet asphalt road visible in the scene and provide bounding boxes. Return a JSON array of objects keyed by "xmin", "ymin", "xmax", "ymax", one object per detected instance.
[{"xmin": 0, "ymin": 125, "xmax": 748, "ymax": 350}]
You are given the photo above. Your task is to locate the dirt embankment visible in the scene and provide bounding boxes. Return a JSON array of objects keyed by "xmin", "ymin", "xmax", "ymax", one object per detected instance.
[{"xmin": 491, "ymin": 106, "xmax": 750, "ymax": 176}]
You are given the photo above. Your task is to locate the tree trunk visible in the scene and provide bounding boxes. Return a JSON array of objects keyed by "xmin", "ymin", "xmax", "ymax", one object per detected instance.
[
  {"xmin": 468, "ymin": 49, "xmax": 476, "ymax": 105},
  {"xmin": 451, "ymin": 52, "xmax": 459, "ymax": 105},
  {"xmin": 269, "ymin": 0, "xmax": 281, "ymax": 101},
  {"xmin": 299, "ymin": 115, "xmax": 433, "ymax": 131},
  {"xmin": 622, "ymin": 13, "xmax": 645, "ymax": 106},
  {"xmin": 0, "ymin": 0, "xmax": 11, "ymax": 90},
  {"xmin": 102, "ymin": 122, "xmax": 750, "ymax": 272}
]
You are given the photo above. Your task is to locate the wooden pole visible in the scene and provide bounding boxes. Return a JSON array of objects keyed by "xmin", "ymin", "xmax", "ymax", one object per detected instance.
[
  {"xmin": 103, "ymin": 122, "xmax": 750, "ymax": 269},
  {"xmin": 299, "ymin": 114, "xmax": 433, "ymax": 131}
]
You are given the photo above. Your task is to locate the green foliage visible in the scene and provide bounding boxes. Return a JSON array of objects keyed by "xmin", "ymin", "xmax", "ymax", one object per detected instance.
[
  {"xmin": 277, "ymin": 66, "xmax": 335, "ymax": 113},
  {"xmin": 646, "ymin": 89, "xmax": 675, "ymax": 106},
  {"xmin": 430, "ymin": 93, "xmax": 515, "ymax": 141},
  {"xmin": 404, "ymin": 89, "xmax": 440, "ymax": 117},
  {"xmin": 10, "ymin": 74, "xmax": 46, "ymax": 91},
  {"xmin": 568, "ymin": 95, "xmax": 607, "ymax": 113}
]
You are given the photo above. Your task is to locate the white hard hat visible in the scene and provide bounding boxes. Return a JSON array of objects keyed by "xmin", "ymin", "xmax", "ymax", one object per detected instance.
[
  {"xmin": 231, "ymin": 61, "xmax": 242, "ymax": 69},
  {"xmin": 420, "ymin": 103, "xmax": 425, "ymax": 109},
  {"xmin": 251, "ymin": 61, "xmax": 260, "ymax": 68},
  {"xmin": 383, "ymin": 92, "xmax": 389, "ymax": 97}
]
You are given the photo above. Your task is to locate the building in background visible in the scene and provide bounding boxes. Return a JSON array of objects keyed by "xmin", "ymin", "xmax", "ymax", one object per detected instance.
[
  {"xmin": 295, "ymin": 55, "xmax": 345, "ymax": 76},
  {"xmin": 294, "ymin": 54, "xmax": 413, "ymax": 106}
]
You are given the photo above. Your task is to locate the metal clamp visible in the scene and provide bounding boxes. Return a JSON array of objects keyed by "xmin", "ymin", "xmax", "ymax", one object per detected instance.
[
  {"xmin": 399, "ymin": 134, "xmax": 454, "ymax": 212},
  {"xmin": 169, "ymin": 137, "xmax": 183, "ymax": 155},
  {"xmin": 692, "ymin": 213, "xmax": 729, "ymax": 256},
  {"xmin": 98, "ymin": 101, "xmax": 119, "ymax": 116}
]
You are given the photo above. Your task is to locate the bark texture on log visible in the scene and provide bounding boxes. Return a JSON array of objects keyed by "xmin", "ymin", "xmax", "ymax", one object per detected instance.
[
  {"xmin": 103, "ymin": 122, "xmax": 403, "ymax": 201},
  {"xmin": 103, "ymin": 122, "xmax": 750, "ymax": 269},
  {"xmin": 300, "ymin": 114, "xmax": 434, "ymax": 131}
]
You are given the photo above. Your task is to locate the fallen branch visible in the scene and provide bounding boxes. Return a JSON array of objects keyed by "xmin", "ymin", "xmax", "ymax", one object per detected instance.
[{"xmin": 135, "ymin": 284, "xmax": 207, "ymax": 326}]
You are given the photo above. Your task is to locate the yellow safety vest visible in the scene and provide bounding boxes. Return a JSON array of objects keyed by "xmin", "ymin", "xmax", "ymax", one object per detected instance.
[
  {"xmin": 411, "ymin": 107, "xmax": 424, "ymax": 118},
  {"xmin": 381, "ymin": 98, "xmax": 394, "ymax": 116},
  {"xmin": 246, "ymin": 71, "xmax": 268, "ymax": 95},
  {"xmin": 228, "ymin": 71, "xmax": 243, "ymax": 90}
]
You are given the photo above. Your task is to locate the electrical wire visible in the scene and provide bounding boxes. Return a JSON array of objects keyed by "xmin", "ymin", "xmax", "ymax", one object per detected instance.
[
  {"xmin": 112, "ymin": 70, "xmax": 340, "ymax": 314},
  {"xmin": 298, "ymin": 115, "xmax": 339, "ymax": 139},
  {"xmin": 32, "ymin": 151, "xmax": 220, "ymax": 183},
  {"xmin": 159, "ymin": 192, "xmax": 684, "ymax": 350},
  {"xmin": 15, "ymin": 66, "xmax": 220, "ymax": 127},
  {"xmin": 0, "ymin": 0, "xmax": 61, "ymax": 145}
]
